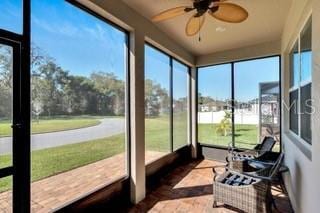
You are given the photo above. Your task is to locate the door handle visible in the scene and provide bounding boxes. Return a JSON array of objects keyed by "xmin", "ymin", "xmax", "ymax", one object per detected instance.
[{"xmin": 11, "ymin": 123, "xmax": 23, "ymax": 129}]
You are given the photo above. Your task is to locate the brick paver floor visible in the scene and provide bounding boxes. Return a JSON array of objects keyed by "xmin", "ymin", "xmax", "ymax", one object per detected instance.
[
  {"xmin": 0, "ymin": 151, "xmax": 166, "ymax": 213},
  {"xmin": 126, "ymin": 159, "xmax": 293, "ymax": 213}
]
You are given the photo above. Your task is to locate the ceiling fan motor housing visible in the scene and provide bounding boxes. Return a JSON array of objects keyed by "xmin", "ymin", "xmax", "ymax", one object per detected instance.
[{"xmin": 194, "ymin": 0, "xmax": 219, "ymax": 17}]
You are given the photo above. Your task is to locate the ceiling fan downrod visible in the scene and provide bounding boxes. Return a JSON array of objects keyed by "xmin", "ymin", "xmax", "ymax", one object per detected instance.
[{"xmin": 198, "ymin": 18, "xmax": 202, "ymax": 42}]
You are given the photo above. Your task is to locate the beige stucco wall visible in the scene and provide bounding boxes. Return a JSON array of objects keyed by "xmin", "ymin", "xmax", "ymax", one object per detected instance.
[
  {"xmin": 196, "ymin": 40, "xmax": 281, "ymax": 66},
  {"xmin": 312, "ymin": 0, "xmax": 320, "ymax": 211},
  {"xmin": 281, "ymin": 0, "xmax": 319, "ymax": 212}
]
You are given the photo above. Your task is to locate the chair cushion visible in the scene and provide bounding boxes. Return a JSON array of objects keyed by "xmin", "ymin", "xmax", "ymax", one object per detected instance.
[
  {"xmin": 259, "ymin": 137, "xmax": 276, "ymax": 153},
  {"xmin": 248, "ymin": 161, "xmax": 271, "ymax": 170},
  {"xmin": 218, "ymin": 171, "xmax": 258, "ymax": 186}
]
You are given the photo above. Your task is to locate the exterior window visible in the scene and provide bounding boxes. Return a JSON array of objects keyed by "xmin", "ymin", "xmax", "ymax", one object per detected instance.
[
  {"xmin": 289, "ymin": 17, "xmax": 312, "ymax": 144},
  {"xmin": 289, "ymin": 90, "xmax": 299, "ymax": 134},
  {"xmin": 145, "ymin": 45, "xmax": 190, "ymax": 164},
  {"xmin": 300, "ymin": 19, "xmax": 312, "ymax": 83},
  {"xmin": 29, "ymin": 0, "xmax": 129, "ymax": 209},
  {"xmin": 145, "ymin": 45, "xmax": 171, "ymax": 163},
  {"xmin": 198, "ymin": 64, "xmax": 232, "ymax": 146},
  {"xmin": 234, "ymin": 57, "xmax": 280, "ymax": 150},
  {"xmin": 172, "ymin": 60, "xmax": 189, "ymax": 150},
  {"xmin": 290, "ymin": 42, "xmax": 299, "ymax": 88},
  {"xmin": 300, "ymin": 84, "xmax": 311, "ymax": 142},
  {"xmin": 197, "ymin": 57, "xmax": 280, "ymax": 150}
]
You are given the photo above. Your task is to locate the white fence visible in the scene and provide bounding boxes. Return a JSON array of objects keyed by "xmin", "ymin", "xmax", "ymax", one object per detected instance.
[{"xmin": 198, "ymin": 111, "xmax": 259, "ymax": 125}]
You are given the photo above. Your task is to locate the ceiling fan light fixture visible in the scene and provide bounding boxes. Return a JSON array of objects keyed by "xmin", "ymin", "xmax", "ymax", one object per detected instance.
[{"xmin": 216, "ymin": 26, "xmax": 226, "ymax": 32}]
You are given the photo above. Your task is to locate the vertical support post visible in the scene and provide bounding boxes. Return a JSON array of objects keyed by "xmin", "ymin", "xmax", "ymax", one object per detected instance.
[
  {"xmin": 278, "ymin": 55, "xmax": 282, "ymax": 152},
  {"xmin": 259, "ymin": 83, "xmax": 262, "ymax": 142},
  {"xmin": 129, "ymin": 31, "xmax": 146, "ymax": 204},
  {"xmin": 191, "ymin": 67, "xmax": 198, "ymax": 158},
  {"xmin": 231, "ymin": 63, "xmax": 235, "ymax": 147},
  {"xmin": 169, "ymin": 58, "xmax": 174, "ymax": 152},
  {"xmin": 187, "ymin": 67, "xmax": 192, "ymax": 147}
]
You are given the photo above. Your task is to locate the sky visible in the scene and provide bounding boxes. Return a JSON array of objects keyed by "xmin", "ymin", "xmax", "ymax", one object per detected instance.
[
  {"xmin": 1, "ymin": 0, "xmax": 281, "ymax": 102},
  {"xmin": 145, "ymin": 45, "xmax": 189, "ymax": 99},
  {"xmin": 0, "ymin": 0, "xmax": 22, "ymax": 34},
  {"xmin": 0, "ymin": 0, "xmax": 127, "ymax": 79},
  {"xmin": 145, "ymin": 45, "xmax": 170, "ymax": 92},
  {"xmin": 198, "ymin": 63, "xmax": 232, "ymax": 101},
  {"xmin": 199, "ymin": 57, "xmax": 280, "ymax": 102}
]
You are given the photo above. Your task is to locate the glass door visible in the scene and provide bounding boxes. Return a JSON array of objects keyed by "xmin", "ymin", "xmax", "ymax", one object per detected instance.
[{"xmin": 0, "ymin": 37, "xmax": 21, "ymax": 212}]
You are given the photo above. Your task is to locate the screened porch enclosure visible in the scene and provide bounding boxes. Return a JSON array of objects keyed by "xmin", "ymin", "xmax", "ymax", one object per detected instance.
[
  {"xmin": 1, "ymin": 0, "xmax": 318, "ymax": 212},
  {"xmin": 198, "ymin": 56, "xmax": 281, "ymax": 151}
]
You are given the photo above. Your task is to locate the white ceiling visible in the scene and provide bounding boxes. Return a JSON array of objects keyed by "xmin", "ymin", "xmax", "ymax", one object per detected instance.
[{"xmin": 122, "ymin": 0, "xmax": 292, "ymax": 56}]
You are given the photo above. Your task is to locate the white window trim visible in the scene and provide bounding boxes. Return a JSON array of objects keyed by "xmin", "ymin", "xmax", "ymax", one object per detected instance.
[
  {"xmin": 289, "ymin": 86, "xmax": 299, "ymax": 92},
  {"xmin": 288, "ymin": 16, "xmax": 312, "ymax": 144},
  {"xmin": 300, "ymin": 79, "xmax": 312, "ymax": 87}
]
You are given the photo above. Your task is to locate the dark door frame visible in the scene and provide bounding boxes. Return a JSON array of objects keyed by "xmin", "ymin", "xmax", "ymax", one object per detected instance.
[
  {"xmin": 0, "ymin": 0, "xmax": 31, "ymax": 212},
  {"xmin": 0, "ymin": 37, "xmax": 21, "ymax": 180},
  {"xmin": 0, "ymin": 33, "xmax": 30, "ymax": 213}
]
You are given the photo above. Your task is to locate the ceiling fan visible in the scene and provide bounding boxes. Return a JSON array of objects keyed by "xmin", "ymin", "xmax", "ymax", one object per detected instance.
[{"xmin": 152, "ymin": 0, "xmax": 248, "ymax": 37}]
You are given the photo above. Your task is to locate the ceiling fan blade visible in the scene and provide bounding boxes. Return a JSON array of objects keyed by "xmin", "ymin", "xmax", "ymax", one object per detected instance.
[
  {"xmin": 152, "ymin": 6, "xmax": 193, "ymax": 22},
  {"xmin": 209, "ymin": 3, "xmax": 248, "ymax": 23},
  {"xmin": 185, "ymin": 15, "xmax": 205, "ymax": 36}
]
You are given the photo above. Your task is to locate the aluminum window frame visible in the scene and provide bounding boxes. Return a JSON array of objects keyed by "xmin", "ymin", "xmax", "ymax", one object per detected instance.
[
  {"xmin": 0, "ymin": 0, "xmax": 132, "ymax": 211},
  {"xmin": 144, "ymin": 42, "xmax": 192, "ymax": 162},
  {"xmin": 196, "ymin": 55, "xmax": 282, "ymax": 151},
  {"xmin": 58, "ymin": 0, "xmax": 133, "ymax": 197},
  {"xmin": 288, "ymin": 15, "xmax": 312, "ymax": 145}
]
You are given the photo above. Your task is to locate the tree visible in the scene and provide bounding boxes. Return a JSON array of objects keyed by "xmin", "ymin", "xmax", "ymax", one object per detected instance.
[
  {"xmin": 0, "ymin": 45, "xmax": 13, "ymax": 119},
  {"xmin": 31, "ymin": 43, "xmax": 47, "ymax": 74},
  {"xmin": 91, "ymin": 72, "xmax": 125, "ymax": 115},
  {"xmin": 0, "ymin": 44, "xmax": 13, "ymax": 89},
  {"xmin": 31, "ymin": 76, "xmax": 47, "ymax": 119},
  {"xmin": 62, "ymin": 76, "xmax": 98, "ymax": 115},
  {"xmin": 216, "ymin": 111, "xmax": 232, "ymax": 136},
  {"xmin": 32, "ymin": 60, "xmax": 68, "ymax": 116},
  {"xmin": 145, "ymin": 79, "xmax": 169, "ymax": 117},
  {"xmin": 26, "ymin": 43, "xmax": 130, "ymax": 117},
  {"xmin": 173, "ymin": 97, "xmax": 188, "ymax": 113}
]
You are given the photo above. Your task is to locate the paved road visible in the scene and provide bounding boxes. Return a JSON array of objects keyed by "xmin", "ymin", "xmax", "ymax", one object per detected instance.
[{"xmin": 0, "ymin": 118, "xmax": 125, "ymax": 155}]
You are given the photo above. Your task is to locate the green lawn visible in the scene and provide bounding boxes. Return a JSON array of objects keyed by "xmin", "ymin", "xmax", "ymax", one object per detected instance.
[
  {"xmin": 145, "ymin": 116, "xmax": 170, "ymax": 153},
  {"xmin": 198, "ymin": 124, "xmax": 259, "ymax": 149},
  {"xmin": 173, "ymin": 112, "xmax": 188, "ymax": 150},
  {"xmin": 0, "ymin": 116, "xmax": 101, "ymax": 137},
  {"xmin": 145, "ymin": 112, "xmax": 189, "ymax": 153},
  {"xmin": 0, "ymin": 117, "xmax": 275, "ymax": 193},
  {"xmin": 0, "ymin": 116, "xmax": 189, "ymax": 192}
]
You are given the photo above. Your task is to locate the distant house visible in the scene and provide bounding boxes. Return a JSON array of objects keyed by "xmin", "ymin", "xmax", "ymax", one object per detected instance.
[{"xmin": 199, "ymin": 100, "xmax": 231, "ymax": 112}]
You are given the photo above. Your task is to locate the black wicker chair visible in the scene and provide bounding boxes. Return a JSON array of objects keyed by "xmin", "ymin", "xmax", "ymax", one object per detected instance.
[{"xmin": 227, "ymin": 136, "xmax": 276, "ymax": 171}]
